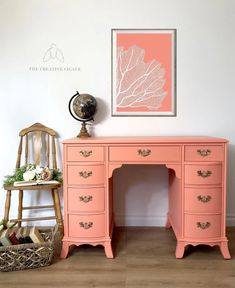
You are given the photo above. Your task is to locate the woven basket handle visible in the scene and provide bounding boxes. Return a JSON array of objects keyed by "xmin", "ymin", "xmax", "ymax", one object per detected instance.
[{"xmin": 51, "ymin": 224, "xmax": 59, "ymax": 242}]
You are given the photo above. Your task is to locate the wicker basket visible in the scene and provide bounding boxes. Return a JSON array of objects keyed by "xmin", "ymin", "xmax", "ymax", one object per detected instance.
[{"xmin": 0, "ymin": 225, "xmax": 58, "ymax": 272}]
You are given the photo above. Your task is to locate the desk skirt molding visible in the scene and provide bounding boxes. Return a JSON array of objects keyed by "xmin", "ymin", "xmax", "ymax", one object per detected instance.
[{"xmin": 108, "ymin": 163, "xmax": 181, "ymax": 179}]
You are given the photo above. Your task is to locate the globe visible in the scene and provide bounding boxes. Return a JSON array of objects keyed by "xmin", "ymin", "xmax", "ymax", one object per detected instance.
[
  {"xmin": 68, "ymin": 92, "xmax": 97, "ymax": 138},
  {"xmin": 73, "ymin": 94, "xmax": 97, "ymax": 121}
]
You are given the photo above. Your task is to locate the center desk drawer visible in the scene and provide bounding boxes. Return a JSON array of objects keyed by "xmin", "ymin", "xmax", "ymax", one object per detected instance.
[
  {"xmin": 109, "ymin": 146, "xmax": 180, "ymax": 162},
  {"xmin": 67, "ymin": 146, "xmax": 104, "ymax": 162},
  {"xmin": 67, "ymin": 165, "xmax": 104, "ymax": 185}
]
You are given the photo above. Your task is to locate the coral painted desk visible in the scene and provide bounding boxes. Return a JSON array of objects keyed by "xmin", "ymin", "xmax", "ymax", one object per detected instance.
[{"xmin": 60, "ymin": 137, "xmax": 231, "ymax": 259}]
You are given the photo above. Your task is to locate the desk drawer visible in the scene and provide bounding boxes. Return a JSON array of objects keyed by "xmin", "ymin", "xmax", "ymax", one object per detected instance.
[
  {"xmin": 185, "ymin": 145, "xmax": 223, "ymax": 162},
  {"xmin": 68, "ymin": 187, "xmax": 105, "ymax": 212},
  {"xmin": 68, "ymin": 214, "xmax": 105, "ymax": 238},
  {"xmin": 184, "ymin": 214, "xmax": 221, "ymax": 238},
  {"xmin": 109, "ymin": 146, "xmax": 180, "ymax": 162},
  {"xmin": 67, "ymin": 165, "xmax": 104, "ymax": 185},
  {"xmin": 67, "ymin": 146, "xmax": 104, "ymax": 162},
  {"xmin": 185, "ymin": 164, "xmax": 222, "ymax": 185},
  {"xmin": 185, "ymin": 187, "xmax": 221, "ymax": 213}
]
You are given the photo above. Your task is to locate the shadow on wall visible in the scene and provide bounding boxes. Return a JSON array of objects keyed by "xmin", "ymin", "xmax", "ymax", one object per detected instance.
[
  {"xmin": 90, "ymin": 97, "xmax": 109, "ymax": 136},
  {"xmin": 113, "ymin": 164, "xmax": 169, "ymax": 227}
]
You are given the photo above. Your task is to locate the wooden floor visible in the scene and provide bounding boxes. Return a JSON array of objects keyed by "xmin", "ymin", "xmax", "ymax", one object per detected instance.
[{"xmin": 1, "ymin": 227, "xmax": 235, "ymax": 288}]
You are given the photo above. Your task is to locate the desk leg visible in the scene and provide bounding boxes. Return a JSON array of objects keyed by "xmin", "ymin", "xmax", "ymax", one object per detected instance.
[
  {"xmin": 104, "ymin": 241, "xmax": 114, "ymax": 258},
  {"xmin": 219, "ymin": 242, "xmax": 231, "ymax": 259},
  {"xmin": 175, "ymin": 241, "xmax": 185, "ymax": 258},
  {"xmin": 60, "ymin": 241, "xmax": 70, "ymax": 259}
]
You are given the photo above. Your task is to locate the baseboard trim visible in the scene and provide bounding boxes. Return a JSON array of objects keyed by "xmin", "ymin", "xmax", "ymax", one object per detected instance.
[
  {"xmin": 115, "ymin": 215, "xmax": 235, "ymax": 227},
  {"xmin": 226, "ymin": 214, "xmax": 235, "ymax": 226},
  {"xmin": 115, "ymin": 216, "xmax": 167, "ymax": 227}
]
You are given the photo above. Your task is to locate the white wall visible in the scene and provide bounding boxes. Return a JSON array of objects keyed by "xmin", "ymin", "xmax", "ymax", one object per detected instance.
[{"xmin": 0, "ymin": 0, "xmax": 235, "ymax": 226}]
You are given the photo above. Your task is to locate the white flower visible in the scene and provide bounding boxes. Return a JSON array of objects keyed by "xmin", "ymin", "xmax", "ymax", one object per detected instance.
[
  {"xmin": 35, "ymin": 165, "xmax": 43, "ymax": 174},
  {"xmin": 23, "ymin": 170, "xmax": 36, "ymax": 181}
]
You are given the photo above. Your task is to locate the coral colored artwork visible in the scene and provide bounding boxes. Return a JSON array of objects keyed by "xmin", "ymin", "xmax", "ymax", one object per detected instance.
[{"xmin": 112, "ymin": 29, "xmax": 176, "ymax": 116}]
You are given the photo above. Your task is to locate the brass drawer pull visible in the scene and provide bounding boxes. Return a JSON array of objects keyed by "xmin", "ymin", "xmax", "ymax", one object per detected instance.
[
  {"xmin": 79, "ymin": 222, "xmax": 93, "ymax": 229},
  {"xmin": 197, "ymin": 222, "xmax": 211, "ymax": 229},
  {"xmin": 79, "ymin": 195, "xmax": 93, "ymax": 203},
  {"xmin": 138, "ymin": 149, "xmax": 151, "ymax": 157},
  {"xmin": 79, "ymin": 150, "xmax": 92, "ymax": 158},
  {"xmin": 79, "ymin": 171, "xmax": 93, "ymax": 178},
  {"xmin": 197, "ymin": 149, "xmax": 211, "ymax": 157},
  {"xmin": 197, "ymin": 170, "xmax": 212, "ymax": 178},
  {"xmin": 197, "ymin": 195, "xmax": 212, "ymax": 203}
]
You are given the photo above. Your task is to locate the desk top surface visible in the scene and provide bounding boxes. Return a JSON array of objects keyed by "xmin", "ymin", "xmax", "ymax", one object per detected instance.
[{"xmin": 63, "ymin": 136, "xmax": 228, "ymax": 144}]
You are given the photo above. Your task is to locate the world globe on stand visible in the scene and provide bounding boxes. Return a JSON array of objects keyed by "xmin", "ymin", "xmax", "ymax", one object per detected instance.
[{"xmin": 69, "ymin": 92, "xmax": 97, "ymax": 137}]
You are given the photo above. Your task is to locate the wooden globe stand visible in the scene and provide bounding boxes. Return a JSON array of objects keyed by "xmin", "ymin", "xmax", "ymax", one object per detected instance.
[{"xmin": 77, "ymin": 121, "xmax": 90, "ymax": 138}]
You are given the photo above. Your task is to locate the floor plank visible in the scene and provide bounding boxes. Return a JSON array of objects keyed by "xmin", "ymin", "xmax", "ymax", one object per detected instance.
[{"xmin": 0, "ymin": 227, "xmax": 235, "ymax": 288}]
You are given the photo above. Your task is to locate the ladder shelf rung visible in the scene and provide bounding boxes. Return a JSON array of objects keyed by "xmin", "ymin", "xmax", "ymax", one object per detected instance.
[
  {"xmin": 22, "ymin": 205, "xmax": 54, "ymax": 210},
  {"xmin": 12, "ymin": 216, "xmax": 56, "ymax": 222}
]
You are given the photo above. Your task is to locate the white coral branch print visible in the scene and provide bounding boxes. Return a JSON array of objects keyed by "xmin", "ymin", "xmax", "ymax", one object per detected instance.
[{"xmin": 116, "ymin": 45, "xmax": 167, "ymax": 110}]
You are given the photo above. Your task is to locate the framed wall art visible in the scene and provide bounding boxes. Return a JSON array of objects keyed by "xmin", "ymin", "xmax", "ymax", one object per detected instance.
[{"xmin": 111, "ymin": 29, "xmax": 176, "ymax": 116}]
